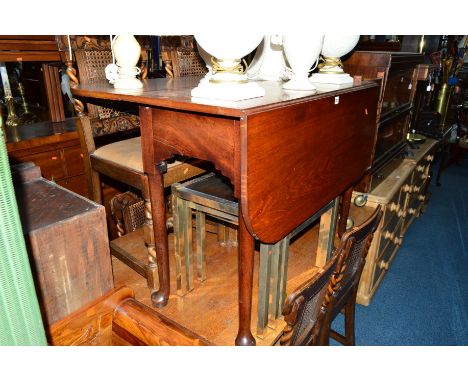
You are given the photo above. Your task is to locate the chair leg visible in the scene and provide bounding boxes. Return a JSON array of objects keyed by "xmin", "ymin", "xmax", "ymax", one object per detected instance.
[
  {"xmin": 90, "ymin": 168, "xmax": 103, "ymax": 205},
  {"xmin": 344, "ymin": 290, "xmax": 358, "ymax": 346}
]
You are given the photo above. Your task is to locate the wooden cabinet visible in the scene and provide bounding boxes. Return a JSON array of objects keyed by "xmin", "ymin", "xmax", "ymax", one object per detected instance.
[
  {"xmin": 350, "ymin": 138, "xmax": 437, "ymax": 305},
  {"xmin": 6, "ymin": 118, "xmax": 88, "ymax": 197},
  {"xmin": 343, "ymin": 51, "xmax": 424, "ymax": 192}
]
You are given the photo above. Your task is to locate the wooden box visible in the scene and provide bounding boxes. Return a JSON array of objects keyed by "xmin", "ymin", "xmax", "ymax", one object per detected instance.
[
  {"xmin": 350, "ymin": 138, "xmax": 437, "ymax": 305},
  {"xmin": 13, "ymin": 163, "xmax": 113, "ymax": 326}
]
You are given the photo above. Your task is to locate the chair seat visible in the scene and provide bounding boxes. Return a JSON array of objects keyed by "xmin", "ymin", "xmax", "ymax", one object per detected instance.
[{"xmin": 93, "ymin": 137, "xmax": 182, "ymax": 173}]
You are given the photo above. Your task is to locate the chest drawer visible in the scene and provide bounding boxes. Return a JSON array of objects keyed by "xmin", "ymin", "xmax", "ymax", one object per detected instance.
[
  {"xmin": 378, "ymin": 212, "xmax": 403, "ymax": 255},
  {"xmin": 382, "ymin": 188, "xmax": 403, "ymax": 229},
  {"xmin": 24, "ymin": 150, "xmax": 65, "ymax": 181},
  {"xmin": 371, "ymin": 221, "xmax": 403, "ymax": 294},
  {"xmin": 64, "ymin": 145, "xmax": 85, "ymax": 177}
]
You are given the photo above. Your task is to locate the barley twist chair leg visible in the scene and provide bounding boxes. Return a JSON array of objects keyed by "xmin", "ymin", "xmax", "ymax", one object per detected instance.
[{"xmin": 144, "ymin": 198, "xmax": 158, "ymax": 290}]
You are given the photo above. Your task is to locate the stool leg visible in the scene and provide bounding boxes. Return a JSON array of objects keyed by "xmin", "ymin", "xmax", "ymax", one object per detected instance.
[
  {"xmin": 269, "ymin": 242, "xmax": 282, "ymax": 320},
  {"xmin": 277, "ymin": 236, "xmax": 290, "ymax": 316},
  {"xmin": 257, "ymin": 244, "xmax": 272, "ymax": 335},
  {"xmin": 196, "ymin": 211, "xmax": 206, "ymax": 281},
  {"xmin": 316, "ymin": 197, "xmax": 340, "ymax": 267},
  {"xmin": 228, "ymin": 226, "xmax": 238, "ymax": 247},
  {"xmin": 182, "ymin": 200, "xmax": 194, "ymax": 292},
  {"xmin": 218, "ymin": 223, "xmax": 229, "ymax": 246},
  {"xmin": 173, "ymin": 194, "xmax": 183, "ymax": 294}
]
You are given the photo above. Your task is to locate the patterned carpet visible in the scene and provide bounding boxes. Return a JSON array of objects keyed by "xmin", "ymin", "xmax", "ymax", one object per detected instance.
[{"xmin": 332, "ymin": 154, "xmax": 468, "ymax": 345}]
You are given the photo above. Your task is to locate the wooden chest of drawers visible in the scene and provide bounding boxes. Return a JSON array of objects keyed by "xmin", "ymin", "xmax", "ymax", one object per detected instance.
[
  {"xmin": 351, "ymin": 138, "xmax": 437, "ymax": 305},
  {"xmin": 6, "ymin": 118, "xmax": 88, "ymax": 197}
]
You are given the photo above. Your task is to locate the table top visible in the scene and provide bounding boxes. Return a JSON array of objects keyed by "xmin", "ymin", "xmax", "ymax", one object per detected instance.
[{"xmin": 72, "ymin": 77, "xmax": 378, "ymax": 118}]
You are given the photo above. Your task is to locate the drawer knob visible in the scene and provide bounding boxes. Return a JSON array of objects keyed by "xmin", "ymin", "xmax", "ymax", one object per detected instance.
[
  {"xmin": 418, "ymin": 195, "xmax": 426, "ymax": 201},
  {"xmin": 408, "ymin": 208, "xmax": 417, "ymax": 216},
  {"xmin": 393, "ymin": 237, "xmax": 403, "ymax": 245},
  {"xmin": 425, "ymin": 155, "xmax": 434, "ymax": 161},
  {"xmin": 416, "ymin": 165, "xmax": 425, "ymax": 172},
  {"xmin": 402, "ymin": 184, "xmax": 412, "ymax": 193},
  {"xmin": 383, "ymin": 231, "xmax": 394, "ymax": 240},
  {"xmin": 413, "ymin": 186, "xmax": 421, "ymax": 193},
  {"xmin": 398, "ymin": 210, "xmax": 406, "ymax": 218},
  {"xmin": 389, "ymin": 202, "xmax": 400, "ymax": 212},
  {"xmin": 379, "ymin": 260, "xmax": 389, "ymax": 270},
  {"xmin": 421, "ymin": 174, "xmax": 428, "ymax": 180}
]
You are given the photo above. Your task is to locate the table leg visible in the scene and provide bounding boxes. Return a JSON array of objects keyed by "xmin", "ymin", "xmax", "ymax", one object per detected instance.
[
  {"xmin": 235, "ymin": 209, "xmax": 256, "ymax": 346},
  {"xmin": 149, "ymin": 168, "xmax": 171, "ymax": 308},
  {"xmin": 338, "ymin": 186, "xmax": 353, "ymax": 237}
]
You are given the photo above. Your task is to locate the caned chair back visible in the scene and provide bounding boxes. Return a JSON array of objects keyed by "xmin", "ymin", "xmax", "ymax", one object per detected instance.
[
  {"xmin": 74, "ymin": 48, "xmax": 140, "ymax": 137},
  {"xmin": 281, "ymin": 250, "xmax": 341, "ymax": 346},
  {"xmin": 281, "ymin": 206, "xmax": 383, "ymax": 346},
  {"xmin": 333, "ymin": 207, "xmax": 382, "ymax": 305},
  {"xmin": 160, "ymin": 35, "xmax": 207, "ymax": 78}
]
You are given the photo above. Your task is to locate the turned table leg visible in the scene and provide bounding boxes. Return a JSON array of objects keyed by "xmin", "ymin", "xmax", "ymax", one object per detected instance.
[
  {"xmin": 149, "ymin": 167, "xmax": 171, "ymax": 308},
  {"xmin": 235, "ymin": 209, "xmax": 256, "ymax": 346}
]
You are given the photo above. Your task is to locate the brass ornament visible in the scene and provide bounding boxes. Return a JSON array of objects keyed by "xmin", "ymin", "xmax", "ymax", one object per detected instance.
[
  {"xmin": 318, "ymin": 56, "xmax": 345, "ymax": 74},
  {"xmin": 209, "ymin": 57, "xmax": 248, "ymax": 84}
]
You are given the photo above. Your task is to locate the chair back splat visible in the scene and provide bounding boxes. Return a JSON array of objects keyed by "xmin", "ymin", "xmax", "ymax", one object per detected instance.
[{"xmin": 281, "ymin": 206, "xmax": 383, "ymax": 346}]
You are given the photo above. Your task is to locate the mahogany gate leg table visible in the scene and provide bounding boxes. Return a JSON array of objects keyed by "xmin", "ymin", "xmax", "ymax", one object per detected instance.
[{"xmin": 72, "ymin": 77, "xmax": 379, "ymax": 345}]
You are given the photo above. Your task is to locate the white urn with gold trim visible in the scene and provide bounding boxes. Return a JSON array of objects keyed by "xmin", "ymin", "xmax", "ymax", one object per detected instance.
[
  {"xmin": 192, "ymin": 34, "xmax": 265, "ymax": 101},
  {"xmin": 310, "ymin": 35, "xmax": 360, "ymax": 85}
]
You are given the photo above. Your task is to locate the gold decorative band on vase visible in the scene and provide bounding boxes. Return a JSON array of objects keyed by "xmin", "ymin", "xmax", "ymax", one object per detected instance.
[
  {"xmin": 209, "ymin": 57, "xmax": 249, "ymax": 84},
  {"xmin": 318, "ymin": 56, "xmax": 344, "ymax": 74}
]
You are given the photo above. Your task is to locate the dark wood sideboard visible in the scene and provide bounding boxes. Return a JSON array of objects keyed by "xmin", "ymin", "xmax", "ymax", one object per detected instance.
[{"xmin": 344, "ymin": 51, "xmax": 424, "ymax": 192}]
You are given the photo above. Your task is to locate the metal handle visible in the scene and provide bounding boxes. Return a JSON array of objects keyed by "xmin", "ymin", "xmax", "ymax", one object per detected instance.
[
  {"xmin": 402, "ymin": 184, "xmax": 412, "ymax": 193},
  {"xmin": 379, "ymin": 260, "xmax": 389, "ymax": 270},
  {"xmin": 383, "ymin": 231, "xmax": 394, "ymax": 240},
  {"xmin": 389, "ymin": 202, "xmax": 400, "ymax": 212}
]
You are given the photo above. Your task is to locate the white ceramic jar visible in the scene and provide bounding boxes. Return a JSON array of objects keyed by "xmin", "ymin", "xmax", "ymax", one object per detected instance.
[{"xmin": 282, "ymin": 35, "xmax": 324, "ymax": 91}]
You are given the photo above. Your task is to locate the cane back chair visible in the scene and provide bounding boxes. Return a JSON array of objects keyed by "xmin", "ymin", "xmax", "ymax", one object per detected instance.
[
  {"xmin": 68, "ymin": 37, "xmax": 205, "ymax": 290},
  {"xmin": 325, "ymin": 206, "xmax": 382, "ymax": 345},
  {"xmin": 280, "ymin": 206, "xmax": 382, "ymax": 346},
  {"xmin": 160, "ymin": 35, "xmax": 208, "ymax": 78}
]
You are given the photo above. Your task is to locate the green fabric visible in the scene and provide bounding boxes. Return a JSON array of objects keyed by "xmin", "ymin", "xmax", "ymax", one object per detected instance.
[{"xmin": 0, "ymin": 127, "xmax": 47, "ymax": 345}]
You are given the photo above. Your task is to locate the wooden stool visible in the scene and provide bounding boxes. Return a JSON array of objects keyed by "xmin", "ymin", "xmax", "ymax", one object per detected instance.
[{"xmin": 171, "ymin": 173, "xmax": 340, "ymax": 335}]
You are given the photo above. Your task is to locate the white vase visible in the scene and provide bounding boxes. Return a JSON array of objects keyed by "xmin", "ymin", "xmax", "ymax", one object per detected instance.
[
  {"xmin": 282, "ymin": 35, "xmax": 324, "ymax": 91},
  {"xmin": 192, "ymin": 33, "xmax": 265, "ymax": 101},
  {"xmin": 196, "ymin": 42, "xmax": 213, "ymax": 83},
  {"xmin": 310, "ymin": 35, "xmax": 360, "ymax": 85},
  {"xmin": 246, "ymin": 35, "xmax": 287, "ymax": 82},
  {"xmin": 112, "ymin": 34, "xmax": 143, "ymax": 89}
]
